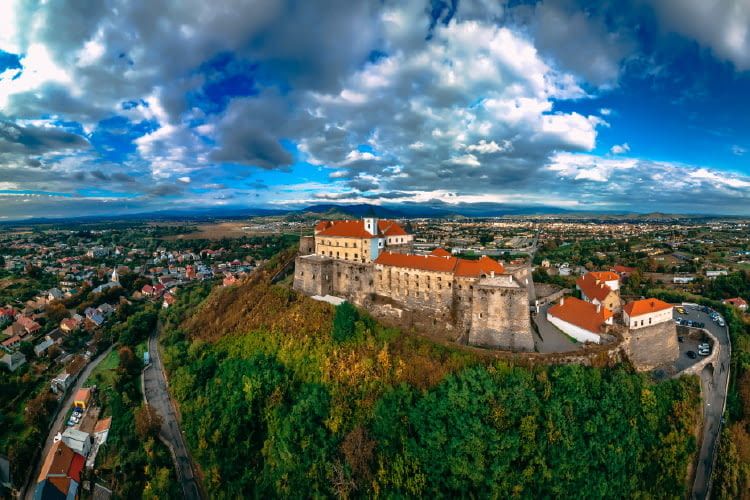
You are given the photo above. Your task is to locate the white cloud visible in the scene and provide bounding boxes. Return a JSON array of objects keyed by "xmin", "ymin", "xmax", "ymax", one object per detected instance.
[
  {"xmin": 732, "ymin": 145, "xmax": 747, "ymax": 156},
  {"xmin": 177, "ymin": 176, "xmax": 191, "ymax": 183},
  {"xmin": 610, "ymin": 143, "xmax": 630, "ymax": 154}
]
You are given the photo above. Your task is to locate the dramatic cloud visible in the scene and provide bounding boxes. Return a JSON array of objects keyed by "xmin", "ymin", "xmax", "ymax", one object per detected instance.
[{"xmin": 1, "ymin": 0, "xmax": 750, "ymax": 218}]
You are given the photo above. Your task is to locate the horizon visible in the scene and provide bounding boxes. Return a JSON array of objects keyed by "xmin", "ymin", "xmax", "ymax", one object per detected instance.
[{"xmin": 2, "ymin": 1, "xmax": 750, "ymax": 218}]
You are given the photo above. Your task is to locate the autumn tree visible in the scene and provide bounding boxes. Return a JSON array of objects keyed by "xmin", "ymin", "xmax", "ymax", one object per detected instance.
[
  {"xmin": 24, "ymin": 391, "xmax": 56, "ymax": 427},
  {"xmin": 46, "ymin": 301, "xmax": 70, "ymax": 325},
  {"xmin": 135, "ymin": 404, "xmax": 163, "ymax": 438}
]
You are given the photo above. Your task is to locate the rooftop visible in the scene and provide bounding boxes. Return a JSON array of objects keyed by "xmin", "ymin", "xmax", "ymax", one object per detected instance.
[
  {"xmin": 623, "ymin": 298, "xmax": 673, "ymax": 317},
  {"xmin": 548, "ymin": 296, "xmax": 613, "ymax": 334}
]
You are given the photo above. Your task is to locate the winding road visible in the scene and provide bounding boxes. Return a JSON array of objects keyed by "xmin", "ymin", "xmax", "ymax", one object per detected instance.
[
  {"xmin": 143, "ymin": 324, "xmax": 202, "ymax": 500},
  {"xmin": 681, "ymin": 307, "xmax": 731, "ymax": 500}
]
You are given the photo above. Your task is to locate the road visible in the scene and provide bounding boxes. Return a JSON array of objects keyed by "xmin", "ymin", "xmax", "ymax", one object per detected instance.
[
  {"xmin": 677, "ymin": 306, "xmax": 731, "ymax": 500},
  {"xmin": 143, "ymin": 324, "xmax": 202, "ymax": 500},
  {"xmin": 23, "ymin": 344, "xmax": 115, "ymax": 500}
]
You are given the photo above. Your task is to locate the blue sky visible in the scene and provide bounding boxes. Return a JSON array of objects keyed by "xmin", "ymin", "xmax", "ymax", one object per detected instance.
[{"xmin": 1, "ymin": 0, "xmax": 750, "ymax": 219}]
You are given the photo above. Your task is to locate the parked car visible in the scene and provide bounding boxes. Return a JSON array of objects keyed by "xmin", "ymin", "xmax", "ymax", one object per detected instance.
[
  {"xmin": 676, "ymin": 306, "xmax": 686, "ymax": 314},
  {"xmin": 695, "ymin": 322, "xmax": 705, "ymax": 328},
  {"xmin": 686, "ymin": 351, "xmax": 697, "ymax": 359},
  {"xmin": 698, "ymin": 349, "xmax": 710, "ymax": 356},
  {"xmin": 717, "ymin": 319, "xmax": 725, "ymax": 327}
]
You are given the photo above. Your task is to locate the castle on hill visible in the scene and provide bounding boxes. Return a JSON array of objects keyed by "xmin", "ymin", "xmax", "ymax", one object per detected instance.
[{"xmin": 294, "ymin": 217, "xmax": 536, "ymax": 351}]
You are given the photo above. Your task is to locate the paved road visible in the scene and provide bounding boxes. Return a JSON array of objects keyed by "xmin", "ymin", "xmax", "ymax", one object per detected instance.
[
  {"xmin": 143, "ymin": 324, "xmax": 202, "ymax": 500},
  {"xmin": 677, "ymin": 306, "xmax": 731, "ymax": 500},
  {"xmin": 23, "ymin": 344, "xmax": 115, "ymax": 500}
]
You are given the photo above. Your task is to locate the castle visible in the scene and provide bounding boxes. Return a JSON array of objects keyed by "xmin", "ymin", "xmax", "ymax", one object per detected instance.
[{"xmin": 293, "ymin": 217, "xmax": 536, "ymax": 351}]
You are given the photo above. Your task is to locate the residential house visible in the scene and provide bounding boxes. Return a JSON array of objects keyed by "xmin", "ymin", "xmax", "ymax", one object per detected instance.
[
  {"xmin": 723, "ymin": 297, "xmax": 748, "ymax": 312},
  {"xmin": 61, "ymin": 428, "xmax": 92, "ymax": 457},
  {"xmin": 17, "ymin": 315, "xmax": 41, "ymax": 336},
  {"xmin": 623, "ymin": 299, "xmax": 673, "ymax": 329},
  {"xmin": 60, "ymin": 318, "xmax": 81, "ymax": 334},
  {"xmin": 73, "ymin": 388, "xmax": 92, "ymax": 410},
  {"xmin": 0, "ymin": 351, "xmax": 26, "ymax": 372},
  {"xmin": 51, "ymin": 372, "xmax": 74, "ymax": 394},
  {"xmin": 547, "ymin": 296, "xmax": 614, "ymax": 344},
  {"xmin": 34, "ymin": 441, "xmax": 84, "ymax": 500},
  {"xmin": 576, "ymin": 272, "xmax": 622, "ymax": 313},
  {"xmin": 1, "ymin": 335, "xmax": 22, "ymax": 350},
  {"xmin": 162, "ymin": 293, "xmax": 176, "ymax": 309},
  {"xmin": 47, "ymin": 288, "xmax": 64, "ymax": 302},
  {"xmin": 34, "ymin": 338, "xmax": 54, "ymax": 357}
]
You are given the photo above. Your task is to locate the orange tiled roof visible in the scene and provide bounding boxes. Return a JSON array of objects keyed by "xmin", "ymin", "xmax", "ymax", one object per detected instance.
[
  {"xmin": 612, "ymin": 265, "xmax": 636, "ymax": 274},
  {"xmin": 548, "ymin": 296, "xmax": 613, "ymax": 334},
  {"xmin": 375, "ymin": 252, "xmax": 505, "ymax": 277},
  {"xmin": 623, "ymin": 298, "xmax": 672, "ymax": 317},
  {"xmin": 74, "ymin": 387, "xmax": 91, "ymax": 402},
  {"xmin": 375, "ymin": 252, "xmax": 458, "ymax": 273},
  {"xmin": 94, "ymin": 416, "xmax": 112, "ymax": 434},
  {"xmin": 454, "ymin": 255, "xmax": 505, "ymax": 277},
  {"xmin": 378, "ymin": 220, "xmax": 408, "ymax": 236},
  {"xmin": 38, "ymin": 441, "xmax": 83, "ymax": 483},
  {"xmin": 576, "ymin": 273, "xmax": 614, "ymax": 302},
  {"xmin": 316, "ymin": 220, "xmax": 379, "ymax": 239},
  {"xmin": 589, "ymin": 271, "xmax": 620, "ymax": 282},
  {"xmin": 430, "ymin": 248, "xmax": 453, "ymax": 257},
  {"xmin": 315, "ymin": 219, "xmax": 409, "ymax": 239},
  {"xmin": 723, "ymin": 297, "xmax": 747, "ymax": 307}
]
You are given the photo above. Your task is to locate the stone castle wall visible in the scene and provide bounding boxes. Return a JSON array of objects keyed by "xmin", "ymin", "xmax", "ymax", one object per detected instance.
[
  {"xmin": 622, "ymin": 320, "xmax": 679, "ymax": 371},
  {"xmin": 469, "ymin": 282, "xmax": 534, "ymax": 351},
  {"xmin": 293, "ymin": 253, "xmax": 535, "ymax": 352}
]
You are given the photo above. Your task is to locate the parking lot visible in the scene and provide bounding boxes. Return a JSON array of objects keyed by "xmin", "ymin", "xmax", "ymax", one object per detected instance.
[{"xmin": 673, "ymin": 305, "xmax": 722, "ymax": 370}]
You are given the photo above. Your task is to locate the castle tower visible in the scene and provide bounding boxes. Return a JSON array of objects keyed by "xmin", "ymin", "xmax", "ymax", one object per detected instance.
[{"xmin": 363, "ymin": 216, "xmax": 378, "ymax": 236}]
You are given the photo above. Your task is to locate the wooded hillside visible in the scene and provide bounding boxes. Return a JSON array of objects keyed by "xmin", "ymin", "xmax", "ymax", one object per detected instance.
[{"xmin": 160, "ymin": 264, "xmax": 702, "ymax": 498}]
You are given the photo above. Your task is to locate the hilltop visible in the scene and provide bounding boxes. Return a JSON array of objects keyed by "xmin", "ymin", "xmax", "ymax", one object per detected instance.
[{"xmin": 156, "ymin": 248, "xmax": 701, "ymax": 498}]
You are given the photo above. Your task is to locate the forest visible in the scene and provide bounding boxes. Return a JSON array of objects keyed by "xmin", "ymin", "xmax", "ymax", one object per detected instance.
[{"xmin": 157, "ymin": 266, "xmax": 702, "ymax": 498}]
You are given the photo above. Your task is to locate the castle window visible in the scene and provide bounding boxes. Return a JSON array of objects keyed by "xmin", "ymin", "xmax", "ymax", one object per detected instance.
[
  {"xmin": 345, "ymin": 253, "xmax": 349, "ymax": 259},
  {"xmin": 479, "ymin": 313, "xmax": 483, "ymax": 318},
  {"xmin": 300, "ymin": 272, "xmax": 304, "ymax": 276},
  {"xmin": 354, "ymin": 253, "xmax": 358, "ymax": 259},
  {"xmin": 345, "ymin": 242, "xmax": 348, "ymax": 248},
  {"xmin": 312, "ymin": 274, "xmax": 316, "ymax": 279}
]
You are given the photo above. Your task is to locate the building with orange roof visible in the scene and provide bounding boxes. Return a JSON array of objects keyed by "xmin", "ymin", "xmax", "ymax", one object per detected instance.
[
  {"xmin": 576, "ymin": 272, "xmax": 622, "ymax": 313},
  {"xmin": 35, "ymin": 440, "xmax": 84, "ymax": 500},
  {"xmin": 295, "ymin": 218, "xmax": 536, "ymax": 352},
  {"xmin": 623, "ymin": 298, "xmax": 673, "ymax": 329},
  {"xmin": 723, "ymin": 297, "xmax": 747, "ymax": 311},
  {"xmin": 312, "ymin": 217, "xmax": 413, "ymax": 263},
  {"xmin": 73, "ymin": 388, "xmax": 91, "ymax": 410},
  {"xmin": 547, "ymin": 296, "xmax": 614, "ymax": 344}
]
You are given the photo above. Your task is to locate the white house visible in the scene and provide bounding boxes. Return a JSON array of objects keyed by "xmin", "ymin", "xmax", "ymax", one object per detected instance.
[
  {"xmin": 61, "ymin": 428, "xmax": 92, "ymax": 457},
  {"xmin": 547, "ymin": 296, "xmax": 614, "ymax": 344},
  {"xmin": 623, "ymin": 298, "xmax": 673, "ymax": 329}
]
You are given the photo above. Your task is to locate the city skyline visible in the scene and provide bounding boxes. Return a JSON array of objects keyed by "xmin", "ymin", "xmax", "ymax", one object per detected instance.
[{"xmin": 2, "ymin": 0, "xmax": 750, "ymax": 219}]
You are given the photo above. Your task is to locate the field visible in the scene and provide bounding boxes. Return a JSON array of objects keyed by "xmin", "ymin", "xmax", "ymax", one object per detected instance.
[{"xmin": 157, "ymin": 221, "xmax": 255, "ymax": 240}]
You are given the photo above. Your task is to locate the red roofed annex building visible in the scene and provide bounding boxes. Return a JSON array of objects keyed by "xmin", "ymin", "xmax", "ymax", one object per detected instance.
[
  {"xmin": 294, "ymin": 218, "xmax": 535, "ymax": 351},
  {"xmin": 576, "ymin": 271, "xmax": 622, "ymax": 313}
]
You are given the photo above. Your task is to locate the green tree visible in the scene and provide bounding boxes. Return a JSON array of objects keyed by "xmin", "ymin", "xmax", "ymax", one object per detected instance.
[{"xmin": 332, "ymin": 302, "xmax": 358, "ymax": 342}]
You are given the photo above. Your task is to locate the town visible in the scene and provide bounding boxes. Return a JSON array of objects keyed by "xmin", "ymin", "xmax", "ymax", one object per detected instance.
[{"xmin": 1, "ymin": 213, "xmax": 749, "ymax": 498}]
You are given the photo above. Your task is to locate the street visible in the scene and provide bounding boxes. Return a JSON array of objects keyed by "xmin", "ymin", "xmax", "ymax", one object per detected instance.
[
  {"xmin": 677, "ymin": 306, "xmax": 731, "ymax": 500},
  {"xmin": 22, "ymin": 344, "xmax": 114, "ymax": 500},
  {"xmin": 143, "ymin": 324, "xmax": 202, "ymax": 500}
]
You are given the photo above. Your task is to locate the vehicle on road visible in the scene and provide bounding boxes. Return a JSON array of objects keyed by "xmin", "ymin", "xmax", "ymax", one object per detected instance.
[
  {"xmin": 686, "ymin": 351, "xmax": 697, "ymax": 359},
  {"xmin": 698, "ymin": 349, "xmax": 710, "ymax": 356},
  {"xmin": 717, "ymin": 318, "xmax": 725, "ymax": 327},
  {"xmin": 676, "ymin": 306, "xmax": 686, "ymax": 314}
]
